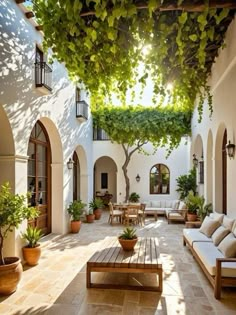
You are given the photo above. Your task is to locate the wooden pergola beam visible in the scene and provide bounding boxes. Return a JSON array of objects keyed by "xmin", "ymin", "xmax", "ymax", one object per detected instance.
[{"xmin": 80, "ymin": 1, "xmax": 236, "ymax": 17}]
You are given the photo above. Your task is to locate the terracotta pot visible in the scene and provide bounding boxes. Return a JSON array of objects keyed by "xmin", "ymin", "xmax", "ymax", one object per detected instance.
[
  {"xmin": 187, "ymin": 213, "xmax": 198, "ymax": 222},
  {"xmin": 94, "ymin": 208, "xmax": 102, "ymax": 220},
  {"xmin": 118, "ymin": 237, "xmax": 138, "ymax": 251},
  {"xmin": 22, "ymin": 245, "xmax": 41, "ymax": 266},
  {"xmin": 0, "ymin": 257, "xmax": 23, "ymax": 295},
  {"xmin": 71, "ymin": 220, "xmax": 82, "ymax": 233},
  {"xmin": 86, "ymin": 214, "xmax": 95, "ymax": 223}
]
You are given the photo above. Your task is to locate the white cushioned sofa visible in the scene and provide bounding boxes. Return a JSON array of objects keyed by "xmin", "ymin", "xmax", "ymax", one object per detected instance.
[
  {"xmin": 143, "ymin": 199, "xmax": 180, "ymax": 220},
  {"xmin": 183, "ymin": 212, "xmax": 236, "ymax": 299}
]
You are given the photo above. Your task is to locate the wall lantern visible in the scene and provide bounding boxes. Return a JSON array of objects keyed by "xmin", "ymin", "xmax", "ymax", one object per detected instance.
[
  {"xmin": 226, "ymin": 141, "xmax": 235, "ymax": 159},
  {"xmin": 136, "ymin": 174, "xmax": 141, "ymax": 182},
  {"xmin": 67, "ymin": 158, "xmax": 74, "ymax": 170},
  {"xmin": 192, "ymin": 154, "xmax": 198, "ymax": 168}
]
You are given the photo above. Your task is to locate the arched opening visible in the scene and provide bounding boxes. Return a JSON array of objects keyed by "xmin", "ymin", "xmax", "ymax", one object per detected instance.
[
  {"xmin": 192, "ymin": 135, "xmax": 204, "ymax": 196},
  {"xmin": 206, "ymin": 130, "xmax": 213, "ymax": 203},
  {"xmin": 94, "ymin": 156, "xmax": 118, "ymax": 203},
  {"xmin": 222, "ymin": 129, "xmax": 227, "ymax": 214},
  {"xmin": 27, "ymin": 121, "xmax": 51, "ymax": 235},
  {"xmin": 73, "ymin": 151, "xmax": 80, "ymax": 201}
]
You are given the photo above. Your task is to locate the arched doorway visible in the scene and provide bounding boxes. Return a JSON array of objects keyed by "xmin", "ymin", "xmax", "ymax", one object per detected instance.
[
  {"xmin": 94, "ymin": 156, "xmax": 118, "ymax": 203},
  {"xmin": 222, "ymin": 129, "xmax": 227, "ymax": 214},
  {"xmin": 206, "ymin": 130, "xmax": 213, "ymax": 203},
  {"xmin": 27, "ymin": 121, "xmax": 51, "ymax": 235},
  {"xmin": 73, "ymin": 151, "xmax": 80, "ymax": 201}
]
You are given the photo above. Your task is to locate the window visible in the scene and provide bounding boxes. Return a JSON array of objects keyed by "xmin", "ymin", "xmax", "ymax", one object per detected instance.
[
  {"xmin": 199, "ymin": 160, "xmax": 204, "ymax": 184},
  {"xmin": 101, "ymin": 173, "xmax": 108, "ymax": 189},
  {"xmin": 35, "ymin": 46, "xmax": 52, "ymax": 92},
  {"xmin": 150, "ymin": 164, "xmax": 170, "ymax": 194},
  {"xmin": 76, "ymin": 88, "xmax": 88, "ymax": 120}
]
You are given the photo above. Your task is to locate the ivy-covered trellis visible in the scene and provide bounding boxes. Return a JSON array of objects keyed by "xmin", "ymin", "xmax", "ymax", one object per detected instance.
[{"xmin": 33, "ymin": 0, "xmax": 236, "ymax": 116}]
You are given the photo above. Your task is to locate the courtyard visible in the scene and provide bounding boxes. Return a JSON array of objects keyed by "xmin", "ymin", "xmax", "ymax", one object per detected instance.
[{"xmin": 0, "ymin": 212, "xmax": 236, "ymax": 315}]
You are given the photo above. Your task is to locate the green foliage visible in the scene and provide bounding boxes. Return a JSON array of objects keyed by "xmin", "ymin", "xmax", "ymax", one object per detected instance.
[
  {"xmin": 198, "ymin": 202, "xmax": 213, "ymax": 222},
  {"xmin": 21, "ymin": 226, "xmax": 43, "ymax": 248},
  {"xmin": 92, "ymin": 106, "xmax": 191, "ymax": 154},
  {"xmin": 176, "ymin": 168, "xmax": 197, "ymax": 200},
  {"xmin": 129, "ymin": 192, "xmax": 140, "ymax": 203},
  {"xmin": 0, "ymin": 182, "xmax": 39, "ymax": 265},
  {"xmin": 33, "ymin": 1, "xmax": 234, "ymax": 118},
  {"xmin": 185, "ymin": 191, "xmax": 204, "ymax": 214},
  {"xmin": 89, "ymin": 198, "xmax": 104, "ymax": 211},
  {"xmin": 119, "ymin": 227, "xmax": 137, "ymax": 240},
  {"xmin": 67, "ymin": 200, "xmax": 86, "ymax": 221}
]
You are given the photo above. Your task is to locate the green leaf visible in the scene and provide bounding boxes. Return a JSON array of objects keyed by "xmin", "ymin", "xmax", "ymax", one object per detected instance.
[
  {"xmin": 178, "ymin": 12, "xmax": 188, "ymax": 25},
  {"xmin": 189, "ymin": 34, "xmax": 197, "ymax": 42}
]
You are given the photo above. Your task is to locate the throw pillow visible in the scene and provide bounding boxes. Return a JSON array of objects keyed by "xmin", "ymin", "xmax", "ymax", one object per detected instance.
[
  {"xmin": 222, "ymin": 216, "xmax": 235, "ymax": 231},
  {"xmin": 178, "ymin": 201, "xmax": 187, "ymax": 210},
  {"xmin": 232, "ymin": 221, "xmax": 236, "ymax": 237},
  {"xmin": 199, "ymin": 216, "xmax": 221, "ymax": 237},
  {"xmin": 211, "ymin": 226, "xmax": 230, "ymax": 246},
  {"xmin": 152, "ymin": 201, "xmax": 161, "ymax": 208},
  {"xmin": 209, "ymin": 212, "xmax": 224, "ymax": 223},
  {"xmin": 218, "ymin": 233, "xmax": 236, "ymax": 258}
]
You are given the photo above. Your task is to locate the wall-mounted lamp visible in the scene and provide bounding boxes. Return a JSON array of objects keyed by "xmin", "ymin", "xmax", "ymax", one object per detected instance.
[
  {"xmin": 67, "ymin": 158, "xmax": 74, "ymax": 170},
  {"xmin": 226, "ymin": 141, "xmax": 235, "ymax": 159},
  {"xmin": 192, "ymin": 154, "xmax": 198, "ymax": 168},
  {"xmin": 136, "ymin": 174, "xmax": 141, "ymax": 182}
]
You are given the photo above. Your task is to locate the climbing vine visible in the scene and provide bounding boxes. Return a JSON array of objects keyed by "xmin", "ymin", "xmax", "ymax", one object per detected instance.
[{"xmin": 33, "ymin": 1, "xmax": 235, "ymax": 117}]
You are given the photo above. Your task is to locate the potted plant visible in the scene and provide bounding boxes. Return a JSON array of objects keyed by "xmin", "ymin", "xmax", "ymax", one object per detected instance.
[
  {"xmin": 129, "ymin": 192, "xmax": 140, "ymax": 203},
  {"xmin": 118, "ymin": 227, "xmax": 138, "ymax": 251},
  {"xmin": 89, "ymin": 198, "xmax": 104, "ymax": 220},
  {"xmin": 86, "ymin": 208, "xmax": 95, "ymax": 223},
  {"xmin": 21, "ymin": 226, "xmax": 43, "ymax": 266},
  {"xmin": 197, "ymin": 202, "xmax": 213, "ymax": 222},
  {"xmin": 185, "ymin": 191, "xmax": 204, "ymax": 221},
  {"xmin": 0, "ymin": 182, "xmax": 39, "ymax": 295},
  {"xmin": 176, "ymin": 168, "xmax": 197, "ymax": 200},
  {"xmin": 67, "ymin": 199, "xmax": 86, "ymax": 233}
]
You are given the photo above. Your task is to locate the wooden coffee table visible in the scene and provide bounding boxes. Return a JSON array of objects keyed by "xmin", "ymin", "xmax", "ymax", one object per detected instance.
[{"xmin": 87, "ymin": 236, "xmax": 162, "ymax": 292}]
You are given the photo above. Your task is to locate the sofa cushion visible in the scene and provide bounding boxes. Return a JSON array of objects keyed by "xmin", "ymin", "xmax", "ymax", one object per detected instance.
[
  {"xmin": 209, "ymin": 212, "xmax": 224, "ymax": 223},
  {"xmin": 183, "ymin": 228, "xmax": 212, "ymax": 246},
  {"xmin": 199, "ymin": 216, "xmax": 221, "ymax": 237},
  {"xmin": 232, "ymin": 221, "xmax": 236, "ymax": 237},
  {"xmin": 211, "ymin": 226, "xmax": 230, "ymax": 246},
  {"xmin": 173, "ymin": 200, "xmax": 180, "ymax": 209},
  {"xmin": 222, "ymin": 216, "xmax": 235, "ymax": 231},
  {"xmin": 151, "ymin": 201, "xmax": 161, "ymax": 208},
  {"xmin": 178, "ymin": 201, "xmax": 187, "ymax": 210},
  {"xmin": 143, "ymin": 200, "xmax": 151, "ymax": 207},
  {"xmin": 193, "ymin": 242, "xmax": 236, "ymax": 277},
  {"xmin": 218, "ymin": 233, "xmax": 236, "ymax": 258},
  {"xmin": 165, "ymin": 200, "xmax": 173, "ymax": 208}
]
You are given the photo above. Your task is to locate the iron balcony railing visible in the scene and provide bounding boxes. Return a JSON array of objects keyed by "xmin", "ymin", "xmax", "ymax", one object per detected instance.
[
  {"xmin": 76, "ymin": 100, "xmax": 88, "ymax": 120},
  {"xmin": 35, "ymin": 61, "xmax": 52, "ymax": 91},
  {"xmin": 93, "ymin": 127, "xmax": 110, "ymax": 140}
]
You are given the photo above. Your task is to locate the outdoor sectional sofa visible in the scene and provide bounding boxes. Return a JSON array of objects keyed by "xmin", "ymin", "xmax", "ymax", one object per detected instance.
[
  {"xmin": 143, "ymin": 199, "xmax": 187, "ymax": 223},
  {"xmin": 183, "ymin": 212, "xmax": 236, "ymax": 299}
]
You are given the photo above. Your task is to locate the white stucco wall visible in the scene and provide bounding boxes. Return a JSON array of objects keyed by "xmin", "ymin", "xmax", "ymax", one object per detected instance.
[
  {"xmin": 0, "ymin": 0, "xmax": 94, "ymax": 256},
  {"xmin": 93, "ymin": 138, "xmax": 190, "ymax": 203},
  {"xmin": 191, "ymin": 17, "xmax": 236, "ymax": 218}
]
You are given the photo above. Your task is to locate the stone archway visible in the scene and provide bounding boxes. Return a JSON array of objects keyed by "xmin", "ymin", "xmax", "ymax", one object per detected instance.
[
  {"xmin": 214, "ymin": 123, "xmax": 227, "ymax": 213},
  {"xmin": 94, "ymin": 156, "xmax": 118, "ymax": 203},
  {"xmin": 206, "ymin": 130, "xmax": 213, "ymax": 204},
  {"xmin": 75, "ymin": 145, "xmax": 88, "ymax": 205}
]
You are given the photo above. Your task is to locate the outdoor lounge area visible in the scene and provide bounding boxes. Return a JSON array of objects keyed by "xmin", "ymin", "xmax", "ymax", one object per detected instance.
[{"xmin": 0, "ymin": 212, "xmax": 236, "ymax": 315}]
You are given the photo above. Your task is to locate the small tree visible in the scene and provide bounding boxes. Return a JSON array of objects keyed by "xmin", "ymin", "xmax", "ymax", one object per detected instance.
[
  {"xmin": 0, "ymin": 182, "xmax": 39, "ymax": 265},
  {"xmin": 176, "ymin": 168, "xmax": 197, "ymax": 200}
]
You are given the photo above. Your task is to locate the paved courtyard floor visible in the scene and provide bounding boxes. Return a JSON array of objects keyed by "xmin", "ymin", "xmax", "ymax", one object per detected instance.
[{"xmin": 0, "ymin": 211, "xmax": 236, "ymax": 315}]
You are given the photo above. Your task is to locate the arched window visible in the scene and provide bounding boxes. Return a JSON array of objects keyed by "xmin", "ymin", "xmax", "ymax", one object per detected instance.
[{"xmin": 150, "ymin": 164, "xmax": 170, "ymax": 194}]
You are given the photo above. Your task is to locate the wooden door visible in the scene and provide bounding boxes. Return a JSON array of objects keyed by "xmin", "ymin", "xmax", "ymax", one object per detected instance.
[{"xmin": 27, "ymin": 121, "xmax": 51, "ymax": 235}]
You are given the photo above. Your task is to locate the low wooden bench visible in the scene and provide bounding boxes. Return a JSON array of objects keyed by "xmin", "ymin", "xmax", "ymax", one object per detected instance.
[{"xmin": 87, "ymin": 236, "xmax": 162, "ymax": 291}]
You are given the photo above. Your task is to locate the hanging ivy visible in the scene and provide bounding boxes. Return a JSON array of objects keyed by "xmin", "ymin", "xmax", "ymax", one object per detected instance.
[{"xmin": 33, "ymin": 1, "xmax": 235, "ymax": 117}]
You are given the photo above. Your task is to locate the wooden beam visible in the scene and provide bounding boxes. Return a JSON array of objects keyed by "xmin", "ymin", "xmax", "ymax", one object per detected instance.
[
  {"xmin": 25, "ymin": 11, "xmax": 34, "ymax": 19},
  {"xmin": 35, "ymin": 25, "xmax": 43, "ymax": 31},
  {"xmin": 15, "ymin": 0, "xmax": 26, "ymax": 4},
  {"xmin": 80, "ymin": 1, "xmax": 236, "ymax": 17}
]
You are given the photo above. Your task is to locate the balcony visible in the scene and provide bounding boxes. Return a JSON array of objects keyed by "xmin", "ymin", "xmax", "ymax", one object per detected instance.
[
  {"xmin": 93, "ymin": 127, "xmax": 110, "ymax": 140},
  {"xmin": 76, "ymin": 100, "xmax": 88, "ymax": 122},
  {"xmin": 35, "ymin": 61, "xmax": 52, "ymax": 93}
]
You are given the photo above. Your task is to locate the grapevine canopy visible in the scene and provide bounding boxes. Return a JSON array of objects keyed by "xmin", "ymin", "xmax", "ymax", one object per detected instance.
[{"xmin": 33, "ymin": 0, "xmax": 236, "ymax": 113}]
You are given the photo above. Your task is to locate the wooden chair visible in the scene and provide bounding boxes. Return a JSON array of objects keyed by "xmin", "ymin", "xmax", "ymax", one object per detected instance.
[
  {"xmin": 138, "ymin": 203, "xmax": 146, "ymax": 226},
  {"xmin": 123, "ymin": 205, "xmax": 139, "ymax": 226},
  {"xmin": 108, "ymin": 202, "xmax": 123, "ymax": 225}
]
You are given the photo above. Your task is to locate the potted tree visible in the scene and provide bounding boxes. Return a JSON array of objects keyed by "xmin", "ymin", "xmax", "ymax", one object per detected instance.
[
  {"xmin": 89, "ymin": 198, "xmax": 104, "ymax": 220},
  {"xmin": 67, "ymin": 200, "xmax": 86, "ymax": 233},
  {"xmin": 118, "ymin": 227, "xmax": 138, "ymax": 251},
  {"xmin": 129, "ymin": 192, "xmax": 140, "ymax": 203},
  {"xmin": 0, "ymin": 182, "xmax": 39, "ymax": 295},
  {"xmin": 185, "ymin": 191, "xmax": 204, "ymax": 222},
  {"xmin": 21, "ymin": 226, "xmax": 43, "ymax": 266}
]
